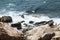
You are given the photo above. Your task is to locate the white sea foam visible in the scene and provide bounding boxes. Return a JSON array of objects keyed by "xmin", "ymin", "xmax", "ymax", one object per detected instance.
[{"xmin": 0, "ymin": 10, "xmax": 60, "ymax": 27}]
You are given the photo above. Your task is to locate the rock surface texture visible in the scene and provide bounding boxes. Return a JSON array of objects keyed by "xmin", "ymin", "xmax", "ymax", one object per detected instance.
[{"xmin": 0, "ymin": 19, "xmax": 60, "ymax": 40}]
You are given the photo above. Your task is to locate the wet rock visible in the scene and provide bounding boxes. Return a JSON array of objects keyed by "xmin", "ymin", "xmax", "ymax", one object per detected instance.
[
  {"xmin": 29, "ymin": 21, "xmax": 34, "ymax": 24},
  {"xmin": 20, "ymin": 21, "xmax": 25, "ymax": 23},
  {"xmin": 46, "ymin": 20, "xmax": 54, "ymax": 27},
  {"xmin": 21, "ymin": 15, "xmax": 24, "ymax": 18},
  {"xmin": 41, "ymin": 32, "xmax": 55, "ymax": 40},
  {"xmin": 0, "ymin": 16, "xmax": 12, "ymax": 23},
  {"xmin": 11, "ymin": 22, "xmax": 22, "ymax": 30},
  {"xmin": 34, "ymin": 21, "xmax": 47, "ymax": 26}
]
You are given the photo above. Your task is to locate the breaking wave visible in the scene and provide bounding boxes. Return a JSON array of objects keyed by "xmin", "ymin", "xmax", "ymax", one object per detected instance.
[{"xmin": 0, "ymin": 9, "xmax": 60, "ymax": 26}]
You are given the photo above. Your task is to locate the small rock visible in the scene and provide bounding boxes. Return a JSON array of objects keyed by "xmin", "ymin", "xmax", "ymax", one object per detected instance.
[
  {"xmin": 11, "ymin": 22, "xmax": 22, "ymax": 30},
  {"xmin": 29, "ymin": 21, "xmax": 34, "ymax": 24},
  {"xmin": 21, "ymin": 15, "xmax": 24, "ymax": 18}
]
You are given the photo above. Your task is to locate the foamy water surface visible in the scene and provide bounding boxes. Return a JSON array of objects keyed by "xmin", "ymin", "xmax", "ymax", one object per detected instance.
[{"xmin": 0, "ymin": 10, "xmax": 60, "ymax": 27}]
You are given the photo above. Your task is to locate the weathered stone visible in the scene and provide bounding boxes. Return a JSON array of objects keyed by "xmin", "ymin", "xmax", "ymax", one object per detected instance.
[
  {"xmin": 0, "ymin": 33, "xmax": 26, "ymax": 40},
  {"xmin": 41, "ymin": 32, "xmax": 55, "ymax": 40},
  {"xmin": 0, "ymin": 22, "xmax": 7, "ymax": 28},
  {"xmin": 34, "ymin": 21, "xmax": 47, "ymax": 26},
  {"xmin": 11, "ymin": 22, "xmax": 22, "ymax": 30},
  {"xmin": 0, "ymin": 22, "xmax": 26, "ymax": 40},
  {"xmin": 0, "ymin": 28, "xmax": 6, "ymax": 35}
]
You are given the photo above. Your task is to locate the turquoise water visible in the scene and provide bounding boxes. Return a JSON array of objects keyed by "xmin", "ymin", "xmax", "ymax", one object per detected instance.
[
  {"xmin": 0, "ymin": 0, "xmax": 60, "ymax": 11},
  {"xmin": 0, "ymin": 0, "xmax": 60, "ymax": 25}
]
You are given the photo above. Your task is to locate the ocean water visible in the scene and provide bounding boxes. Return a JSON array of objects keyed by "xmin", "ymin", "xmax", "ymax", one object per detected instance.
[{"xmin": 0, "ymin": 0, "xmax": 60, "ymax": 26}]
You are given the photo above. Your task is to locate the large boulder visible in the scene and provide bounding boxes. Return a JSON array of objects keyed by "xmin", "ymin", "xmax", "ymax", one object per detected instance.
[
  {"xmin": 0, "ymin": 22, "xmax": 26, "ymax": 40},
  {"xmin": 0, "ymin": 16, "xmax": 12, "ymax": 23},
  {"xmin": 0, "ymin": 22, "xmax": 23, "ymax": 37},
  {"xmin": 25, "ymin": 24, "xmax": 55, "ymax": 40},
  {"xmin": 11, "ymin": 22, "xmax": 22, "ymax": 30},
  {"xmin": 22, "ymin": 27, "xmax": 33, "ymax": 33},
  {"xmin": 25, "ymin": 26, "xmax": 44, "ymax": 40}
]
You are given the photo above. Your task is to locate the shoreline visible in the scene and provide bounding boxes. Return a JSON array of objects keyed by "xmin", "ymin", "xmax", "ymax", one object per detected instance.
[{"xmin": 0, "ymin": 16, "xmax": 60, "ymax": 40}]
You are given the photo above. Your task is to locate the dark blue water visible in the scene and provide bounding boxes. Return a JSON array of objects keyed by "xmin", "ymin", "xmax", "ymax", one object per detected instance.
[
  {"xmin": 0, "ymin": 0, "xmax": 60, "ymax": 11},
  {"xmin": 0, "ymin": 0, "xmax": 60, "ymax": 24}
]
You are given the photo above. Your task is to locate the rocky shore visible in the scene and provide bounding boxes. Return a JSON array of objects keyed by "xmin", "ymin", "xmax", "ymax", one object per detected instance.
[{"xmin": 0, "ymin": 16, "xmax": 60, "ymax": 40}]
